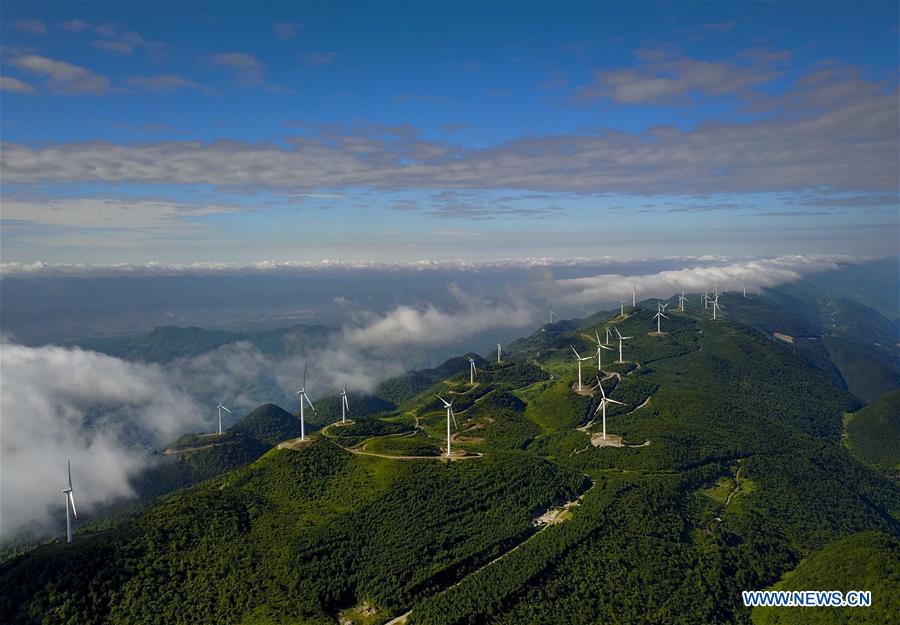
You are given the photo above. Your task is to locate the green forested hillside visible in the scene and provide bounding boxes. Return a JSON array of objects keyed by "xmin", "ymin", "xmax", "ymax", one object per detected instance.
[
  {"xmin": 752, "ymin": 531, "xmax": 900, "ymax": 625},
  {"xmin": 843, "ymin": 390, "xmax": 900, "ymax": 475},
  {"xmin": 2, "ymin": 296, "xmax": 898, "ymax": 625}
]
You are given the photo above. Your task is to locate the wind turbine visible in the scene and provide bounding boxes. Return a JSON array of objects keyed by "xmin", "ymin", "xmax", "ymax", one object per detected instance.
[
  {"xmin": 593, "ymin": 330, "xmax": 613, "ymax": 371},
  {"xmin": 653, "ymin": 305, "xmax": 669, "ymax": 334},
  {"xmin": 703, "ymin": 288, "xmax": 710, "ymax": 309},
  {"xmin": 496, "ymin": 341, "xmax": 502, "ymax": 363},
  {"xmin": 593, "ymin": 377, "xmax": 626, "ymax": 440},
  {"xmin": 216, "ymin": 402, "xmax": 231, "ymax": 435},
  {"xmin": 468, "ymin": 357, "xmax": 477, "ymax": 384},
  {"xmin": 437, "ymin": 396, "xmax": 458, "ymax": 458},
  {"xmin": 605, "ymin": 327, "xmax": 612, "ymax": 345},
  {"xmin": 678, "ymin": 290, "xmax": 688, "ymax": 312},
  {"xmin": 632, "ymin": 282, "xmax": 637, "ymax": 307},
  {"xmin": 742, "ymin": 284, "xmax": 747, "ymax": 297},
  {"xmin": 619, "ymin": 299, "xmax": 625, "ymax": 317},
  {"xmin": 712, "ymin": 295, "xmax": 722, "ymax": 320},
  {"xmin": 570, "ymin": 345, "xmax": 592, "ymax": 391},
  {"xmin": 615, "ymin": 327, "xmax": 632, "ymax": 364},
  {"xmin": 61, "ymin": 460, "xmax": 77, "ymax": 544},
  {"xmin": 549, "ymin": 310, "xmax": 556, "ymax": 324},
  {"xmin": 340, "ymin": 384, "xmax": 350, "ymax": 424},
  {"xmin": 296, "ymin": 362, "xmax": 317, "ymax": 441}
]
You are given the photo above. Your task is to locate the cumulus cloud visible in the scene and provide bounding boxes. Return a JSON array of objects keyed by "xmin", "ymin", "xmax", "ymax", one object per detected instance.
[
  {"xmin": 579, "ymin": 51, "xmax": 784, "ymax": 104},
  {"xmin": 206, "ymin": 53, "xmax": 264, "ymax": 86},
  {"xmin": 344, "ymin": 289, "xmax": 535, "ymax": 350},
  {"xmin": 0, "ymin": 76, "xmax": 36, "ymax": 94},
  {"xmin": 123, "ymin": 74, "xmax": 208, "ymax": 94},
  {"xmin": 8, "ymin": 54, "xmax": 110, "ymax": 95},
  {"xmin": 551, "ymin": 255, "xmax": 864, "ymax": 306},
  {"xmin": 0, "ymin": 344, "xmax": 203, "ymax": 540},
  {"xmin": 2, "ymin": 66, "xmax": 894, "ymax": 194},
  {"xmin": 92, "ymin": 24, "xmax": 166, "ymax": 58}
]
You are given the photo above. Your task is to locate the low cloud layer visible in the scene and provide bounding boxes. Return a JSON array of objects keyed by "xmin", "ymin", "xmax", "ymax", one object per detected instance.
[
  {"xmin": 0, "ymin": 344, "xmax": 203, "ymax": 539},
  {"xmin": 551, "ymin": 255, "xmax": 862, "ymax": 306}
]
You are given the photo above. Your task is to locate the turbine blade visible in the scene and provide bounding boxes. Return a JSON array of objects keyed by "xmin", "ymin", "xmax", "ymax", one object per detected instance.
[
  {"xmin": 608, "ymin": 399, "xmax": 626, "ymax": 406},
  {"xmin": 451, "ymin": 408, "xmax": 459, "ymax": 430},
  {"xmin": 303, "ymin": 362, "xmax": 308, "ymax": 388},
  {"xmin": 304, "ymin": 394, "xmax": 316, "ymax": 412},
  {"xmin": 69, "ymin": 492, "xmax": 77, "ymax": 519},
  {"xmin": 222, "ymin": 406, "xmax": 232, "ymax": 413},
  {"xmin": 67, "ymin": 459, "xmax": 72, "ymax": 490}
]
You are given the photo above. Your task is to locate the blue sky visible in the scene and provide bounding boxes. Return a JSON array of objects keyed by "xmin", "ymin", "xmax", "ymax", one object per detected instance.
[{"xmin": 1, "ymin": 1, "xmax": 898, "ymax": 265}]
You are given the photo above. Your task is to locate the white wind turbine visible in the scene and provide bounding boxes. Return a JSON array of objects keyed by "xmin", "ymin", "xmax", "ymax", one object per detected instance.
[
  {"xmin": 712, "ymin": 294, "xmax": 722, "ymax": 320},
  {"xmin": 615, "ymin": 327, "xmax": 632, "ymax": 364},
  {"xmin": 703, "ymin": 288, "xmax": 710, "ymax": 309},
  {"xmin": 593, "ymin": 330, "xmax": 613, "ymax": 371},
  {"xmin": 61, "ymin": 460, "xmax": 77, "ymax": 544},
  {"xmin": 468, "ymin": 357, "xmax": 477, "ymax": 384},
  {"xmin": 570, "ymin": 345, "xmax": 592, "ymax": 391},
  {"xmin": 619, "ymin": 299, "xmax": 626, "ymax": 316},
  {"xmin": 653, "ymin": 304, "xmax": 669, "ymax": 334},
  {"xmin": 496, "ymin": 341, "xmax": 502, "ymax": 363},
  {"xmin": 216, "ymin": 402, "xmax": 231, "ymax": 435},
  {"xmin": 678, "ymin": 290, "xmax": 688, "ymax": 312},
  {"xmin": 605, "ymin": 327, "xmax": 612, "ymax": 345},
  {"xmin": 340, "ymin": 384, "xmax": 350, "ymax": 424},
  {"xmin": 743, "ymin": 283, "xmax": 747, "ymax": 297},
  {"xmin": 632, "ymin": 282, "xmax": 637, "ymax": 307},
  {"xmin": 296, "ymin": 362, "xmax": 317, "ymax": 441},
  {"xmin": 593, "ymin": 377, "xmax": 626, "ymax": 441},
  {"xmin": 549, "ymin": 310, "xmax": 556, "ymax": 324},
  {"xmin": 437, "ymin": 396, "xmax": 458, "ymax": 458}
]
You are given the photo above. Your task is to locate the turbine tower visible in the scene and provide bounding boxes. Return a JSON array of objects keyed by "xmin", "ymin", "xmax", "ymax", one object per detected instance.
[
  {"xmin": 593, "ymin": 377, "xmax": 626, "ymax": 440},
  {"xmin": 468, "ymin": 357, "xmax": 477, "ymax": 384},
  {"xmin": 216, "ymin": 402, "xmax": 231, "ymax": 435},
  {"xmin": 340, "ymin": 384, "xmax": 350, "ymax": 424},
  {"xmin": 496, "ymin": 342, "xmax": 502, "ymax": 363},
  {"xmin": 619, "ymin": 299, "xmax": 625, "ymax": 317},
  {"xmin": 61, "ymin": 460, "xmax": 77, "ymax": 544},
  {"xmin": 743, "ymin": 284, "xmax": 747, "ymax": 297},
  {"xmin": 570, "ymin": 345, "xmax": 592, "ymax": 391},
  {"xmin": 678, "ymin": 290, "xmax": 688, "ymax": 312},
  {"xmin": 437, "ymin": 396, "xmax": 458, "ymax": 458},
  {"xmin": 296, "ymin": 362, "xmax": 317, "ymax": 440},
  {"xmin": 615, "ymin": 327, "xmax": 632, "ymax": 364},
  {"xmin": 653, "ymin": 305, "xmax": 669, "ymax": 334},
  {"xmin": 593, "ymin": 330, "xmax": 613, "ymax": 371},
  {"xmin": 632, "ymin": 282, "xmax": 636, "ymax": 307}
]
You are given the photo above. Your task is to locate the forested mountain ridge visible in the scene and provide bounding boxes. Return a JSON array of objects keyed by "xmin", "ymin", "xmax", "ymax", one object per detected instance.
[{"xmin": 2, "ymin": 294, "xmax": 898, "ymax": 625}]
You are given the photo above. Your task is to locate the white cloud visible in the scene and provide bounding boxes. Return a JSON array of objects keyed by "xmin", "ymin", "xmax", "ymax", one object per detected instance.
[
  {"xmin": 0, "ymin": 344, "xmax": 203, "ymax": 539},
  {"xmin": 206, "ymin": 53, "xmax": 264, "ymax": 86},
  {"xmin": 552, "ymin": 255, "xmax": 865, "ymax": 306},
  {"xmin": 124, "ymin": 74, "xmax": 208, "ymax": 93},
  {"xmin": 1, "ymin": 196, "xmax": 239, "ymax": 230},
  {"xmin": 0, "ymin": 76, "xmax": 36, "ymax": 94},
  {"xmin": 8, "ymin": 54, "xmax": 110, "ymax": 95},
  {"xmin": 2, "ymin": 66, "xmax": 893, "ymax": 194}
]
